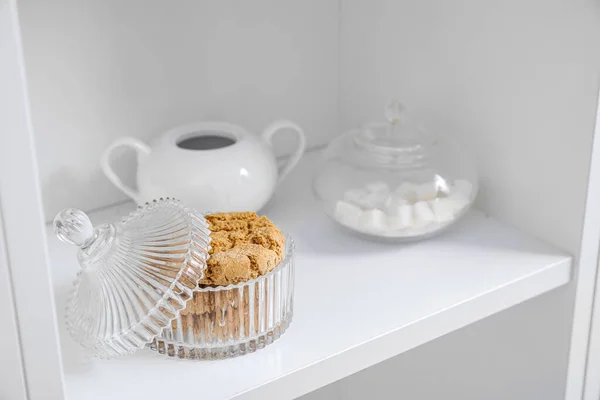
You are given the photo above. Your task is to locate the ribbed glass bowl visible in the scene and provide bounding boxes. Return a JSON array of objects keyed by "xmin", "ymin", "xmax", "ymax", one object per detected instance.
[{"xmin": 150, "ymin": 236, "xmax": 295, "ymax": 360}]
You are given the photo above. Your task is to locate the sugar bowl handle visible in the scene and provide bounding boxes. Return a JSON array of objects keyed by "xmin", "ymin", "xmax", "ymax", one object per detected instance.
[
  {"xmin": 101, "ymin": 137, "xmax": 151, "ymax": 204},
  {"xmin": 262, "ymin": 120, "xmax": 306, "ymax": 184}
]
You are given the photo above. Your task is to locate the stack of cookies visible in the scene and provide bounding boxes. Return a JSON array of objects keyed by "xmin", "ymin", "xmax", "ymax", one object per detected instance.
[{"xmin": 154, "ymin": 212, "xmax": 294, "ymax": 359}]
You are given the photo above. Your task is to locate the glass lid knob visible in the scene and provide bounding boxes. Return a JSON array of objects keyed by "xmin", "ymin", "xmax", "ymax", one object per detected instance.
[
  {"xmin": 54, "ymin": 208, "xmax": 94, "ymax": 247},
  {"xmin": 384, "ymin": 99, "xmax": 406, "ymax": 125}
]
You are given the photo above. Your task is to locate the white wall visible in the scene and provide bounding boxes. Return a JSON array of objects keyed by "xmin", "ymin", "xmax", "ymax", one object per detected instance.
[
  {"xmin": 321, "ymin": 1, "xmax": 600, "ymax": 399},
  {"xmin": 19, "ymin": 0, "xmax": 339, "ymax": 221}
]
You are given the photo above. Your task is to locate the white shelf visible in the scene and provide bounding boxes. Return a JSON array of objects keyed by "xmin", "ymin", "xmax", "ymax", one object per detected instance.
[{"xmin": 46, "ymin": 152, "xmax": 571, "ymax": 400}]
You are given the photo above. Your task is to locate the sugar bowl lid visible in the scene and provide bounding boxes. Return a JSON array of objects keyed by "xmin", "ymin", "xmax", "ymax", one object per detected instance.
[{"xmin": 54, "ymin": 198, "xmax": 211, "ymax": 358}]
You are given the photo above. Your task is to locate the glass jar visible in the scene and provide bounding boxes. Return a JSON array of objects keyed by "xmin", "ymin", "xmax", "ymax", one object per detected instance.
[{"xmin": 313, "ymin": 101, "xmax": 478, "ymax": 241}]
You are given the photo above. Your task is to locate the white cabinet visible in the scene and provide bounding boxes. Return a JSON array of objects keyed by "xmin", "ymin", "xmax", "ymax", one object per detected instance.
[
  {"xmin": 0, "ymin": 210, "xmax": 27, "ymax": 400},
  {"xmin": 2, "ymin": 0, "xmax": 600, "ymax": 399}
]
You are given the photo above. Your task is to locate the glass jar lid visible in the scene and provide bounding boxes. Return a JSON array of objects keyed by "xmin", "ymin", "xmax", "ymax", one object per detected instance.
[
  {"xmin": 54, "ymin": 198, "xmax": 211, "ymax": 358},
  {"xmin": 332, "ymin": 100, "xmax": 435, "ymax": 170}
]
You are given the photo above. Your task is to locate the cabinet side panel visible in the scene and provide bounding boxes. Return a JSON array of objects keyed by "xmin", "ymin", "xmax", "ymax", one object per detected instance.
[
  {"xmin": 0, "ymin": 0, "xmax": 66, "ymax": 398},
  {"xmin": 0, "ymin": 198, "xmax": 27, "ymax": 399},
  {"xmin": 18, "ymin": 0, "xmax": 339, "ymax": 220},
  {"xmin": 578, "ymin": 97, "xmax": 600, "ymax": 400}
]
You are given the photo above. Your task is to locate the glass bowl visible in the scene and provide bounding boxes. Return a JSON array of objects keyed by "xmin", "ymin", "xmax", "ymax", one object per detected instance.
[
  {"xmin": 313, "ymin": 101, "xmax": 478, "ymax": 242},
  {"xmin": 151, "ymin": 236, "xmax": 295, "ymax": 359}
]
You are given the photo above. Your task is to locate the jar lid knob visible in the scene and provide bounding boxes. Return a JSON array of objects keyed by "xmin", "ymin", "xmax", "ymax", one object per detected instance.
[
  {"xmin": 53, "ymin": 208, "xmax": 94, "ymax": 247},
  {"xmin": 384, "ymin": 100, "xmax": 406, "ymax": 125}
]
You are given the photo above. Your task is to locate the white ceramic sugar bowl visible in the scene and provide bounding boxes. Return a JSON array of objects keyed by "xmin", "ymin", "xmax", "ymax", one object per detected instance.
[
  {"xmin": 313, "ymin": 101, "xmax": 478, "ymax": 241},
  {"xmin": 102, "ymin": 120, "xmax": 306, "ymax": 212}
]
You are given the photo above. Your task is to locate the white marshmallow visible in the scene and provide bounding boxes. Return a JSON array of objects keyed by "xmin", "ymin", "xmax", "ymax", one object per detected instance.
[
  {"xmin": 384, "ymin": 193, "xmax": 408, "ymax": 215},
  {"xmin": 399, "ymin": 204, "xmax": 414, "ymax": 227},
  {"xmin": 387, "ymin": 216, "xmax": 403, "ymax": 231},
  {"xmin": 447, "ymin": 191, "xmax": 470, "ymax": 214},
  {"xmin": 430, "ymin": 198, "xmax": 455, "ymax": 223},
  {"xmin": 343, "ymin": 188, "xmax": 369, "ymax": 208},
  {"xmin": 366, "ymin": 181, "xmax": 390, "ymax": 194},
  {"xmin": 413, "ymin": 201, "xmax": 435, "ymax": 227},
  {"xmin": 414, "ymin": 181, "xmax": 438, "ymax": 201},
  {"xmin": 384, "ymin": 195, "xmax": 393, "ymax": 210},
  {"xmin": 395, "ymin": 182, "xmax": 418, "ymax": 203},
  {"xmin": 334, "ymin": 201, "xmax": 363, "ymax": 228},
  {"xmin": 359, "ymin": 209, "xmax": 387, "ymax": 232},
  {"xmin": 388, "ymin": 204, "xmax": 413, "ymax": 230},
  {"xmin": 362, "ymin": 191, "xmax": 389, "ymax": 209},
  {"xmin": 453, "ymin": 179, "xmax": 473, "ymax": 199}
]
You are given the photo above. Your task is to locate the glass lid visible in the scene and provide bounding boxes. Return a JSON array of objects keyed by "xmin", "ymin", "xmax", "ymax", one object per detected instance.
[
  {"xmin": 53, "ymin": 198, "xmax": 211, "ymax": 358},
  {"xmin": 334, "ymin": 100, "xmax": 435, "ymax": 170}
]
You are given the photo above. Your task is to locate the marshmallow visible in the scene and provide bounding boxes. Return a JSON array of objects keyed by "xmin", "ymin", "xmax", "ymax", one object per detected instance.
[
  {"xmin": 395, "ymin": 182, "xmax": 418, "ymax": 203},
  {"xmin": 430, "ymin": 198, "xmax": 455, "ymax": 223},
  {"xmin": 387, "ymin": 216, "xmax": 403, "ymax": 231},
  {"xmin": 447, "ymin": 191, "xmax": 470, "ymax": 214},
  {"xmin": 366, "ymin": 181, "xmax": 390, "ymax": 194},
  {"xmin": 344, "ymin": 186, "xmax": 389, "ymax": 209},
  {"xmin": 398, "ymin": 204, "xmax": 414, "ymax": 225},
  {"xmin": 336, "ymin": 178, "xmax": 472, "ymax": 237},
  {"xmin": 414, "ymin": 181, "xmax": 438, "ymax": 201},
  {"xmin": 453, "ymin": 179, "xmax": 473, "ymax": 199},
  {"xmin": 359, "ymin": 209, "xmax": 387, "ymax": 232},
  {"xmin": 362, "ymin": 191, "xmax": 389, "ymax": 209},
  {"xmin": 384, "ymin": 193, "xmax": 408, "ymax": 215},
  {"xmin": 356, "ymin": 181, "xmax": 391, "ymax": 209},
  {"xmin": 388, "ymin": 204, "xmax": 413, "ymax": 230},
  {"xmin": 413, "ymin": 201, "xmax": 435, "ymax": 227},
  {"xmin": 344, "ymin": 188, "xmax": 369, "ymax": 208},
  {"xmin": 334, "ymin": 201, "xmax": 363, "ymax": 228}
]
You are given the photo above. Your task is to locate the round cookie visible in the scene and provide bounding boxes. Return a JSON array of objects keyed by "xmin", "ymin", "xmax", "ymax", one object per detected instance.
[
  {"xmin": 203, "ymin": 244, "xmax": 280, "ymax": 286},
  {"xmin": 199, "ymin": 212, "xmax": 285, "ymax": 286}
]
